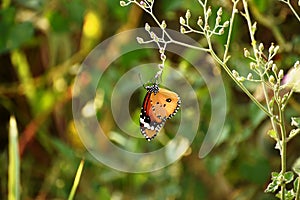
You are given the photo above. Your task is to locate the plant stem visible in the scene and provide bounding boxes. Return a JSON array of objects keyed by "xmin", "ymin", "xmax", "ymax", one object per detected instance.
[
  {"xmin": 281, "ymin": 0, "xmax": 300, "ymax": 22},
  {"xmin": 296, "ymin": 176, "xmax": 300, "ymax": 200},
  {"xmin": 249, "ymin": 1, "xmax": 289, "ymax": 50},
  {"xmin": 68, "ymin": 160, "xmax": 85, "ymax": 200},
  {"xmin": 223, "ymin": 0, "xmax": 239, "ymax": 63},
  {"xmin": 8, "ymin": 116, "xmax": 20, "ymax": 200},
  {"xmin": 210, "ymin": 50, "xmax": 273, "ymax": 118},
  {"xmin": 261, "ymin": 80, "xmax": 281, "ymax": 143},
  {"xmin": 279, "ymin": 105, "xmax": 287, "ymax": 200}
]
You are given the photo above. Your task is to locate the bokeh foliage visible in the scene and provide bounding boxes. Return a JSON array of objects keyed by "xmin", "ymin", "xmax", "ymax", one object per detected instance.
[{"xmin": 0, "ymin": 0, "xmax": 300, "ymax": 199}]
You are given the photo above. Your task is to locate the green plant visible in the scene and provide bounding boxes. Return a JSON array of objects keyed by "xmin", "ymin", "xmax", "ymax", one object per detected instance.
[{"xmin": 120, "ymin": 0, "xmax": 300, "ymax": 199}]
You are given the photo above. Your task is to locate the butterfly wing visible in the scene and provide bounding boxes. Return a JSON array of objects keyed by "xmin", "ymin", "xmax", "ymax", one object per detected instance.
[
  {"xmin": 152, "ymin": 88, "xmax": 181, "ymax": 119},
  {"xmin": 140, "ymin": 92, "xmax": 166, "ymax": 140},
  {"xmin": 140, "ymin": 87, "xmax": 181, "ymax": 141}
]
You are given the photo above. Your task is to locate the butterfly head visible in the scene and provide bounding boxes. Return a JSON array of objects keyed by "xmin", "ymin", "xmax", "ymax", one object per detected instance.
[{"xmin": 145, "ymin": 83, "xmax": 159, "ymax": 94}]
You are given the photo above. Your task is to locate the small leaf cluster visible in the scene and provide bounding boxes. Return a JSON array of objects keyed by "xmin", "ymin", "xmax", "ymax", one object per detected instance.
[{"xmin": 265, "ymin": 171, "xmax": 299, "ymax": 200}]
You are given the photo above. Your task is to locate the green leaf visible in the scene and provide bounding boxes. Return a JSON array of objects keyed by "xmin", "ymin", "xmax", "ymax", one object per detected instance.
[
  {"xmin": 294, "ymin": 177, "xmax": 299, "ymax": 191},
  {"xmin": 48, "ymin": 11, "xmax": 70, "ymax": 32},
  {"xmin": 0, "ymin": 7, "xmax": 16, "ymax": 25},
  {"xmin": 7, "ymin": 22, "xmax": 34, "ymax": 50},
  {"xmin": 8, "ymin": 116, "xmax": 20, "ymax": 200},
  {"xmin": 68, "ymin": 160, "xmax": 85, "ymax": 200},
  {"xmin": 284, "ymin": 171, "xmax": 294, "ymax": 184},
  {"xmin": 291, "ymin": 117, "xmax": 300, "ymax": 128},
  {"xmin": 267, "ymin": 129, "xmax": 278, "ymax": 140},
  {"xmin": 276, "ymin": 189, "xmax": 295, "ymax": 200},
  {"xmin": 293, "ymin": 158, "xmax": 300, "ymax": 175},
  {"xmin": 271, "ymin": 172, "xmax": 280, "ymax": 180},
  {"xmin": 288, "ymin": 128, "xmax": 300, "ymax": 140},
  {"xmin": 0, "ymin": 7, "xmax": 34, "ymax": 53},
  {"xmin": 265, "ymin": 179, "xmax": 279, "ymax": 193}
]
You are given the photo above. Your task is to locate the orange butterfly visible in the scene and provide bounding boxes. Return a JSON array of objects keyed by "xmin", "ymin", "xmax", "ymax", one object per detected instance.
[{"xmin": 140, "ymin": 83, "xmax": 181, "ymax": 141}]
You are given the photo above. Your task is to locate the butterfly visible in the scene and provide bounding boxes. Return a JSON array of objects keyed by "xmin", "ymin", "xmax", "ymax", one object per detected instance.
[{"xmin": 140, "ymin": 83, "xmax": 181, "ymax": 141}]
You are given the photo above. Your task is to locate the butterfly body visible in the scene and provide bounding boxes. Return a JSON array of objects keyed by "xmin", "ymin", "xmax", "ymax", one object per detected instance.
[{"xmin": 140, "ymin": 84, "xmax": 181, "ymax": 141}]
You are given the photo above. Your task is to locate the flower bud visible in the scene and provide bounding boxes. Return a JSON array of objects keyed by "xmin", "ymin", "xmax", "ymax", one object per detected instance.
[
  {"xmin": 180, "ymin": 26, "xmax": 186, "ymax": 33},
  {"xmin": 145, "ymin": 23, "xmax": 150, "ymax": 31},
  {"xmin": 216, "ymin": 16, "xmax": 221, "ymax": 25},
  {"xmin": 217, "ymin": 7, "xmax": 223, "ymax": 16},
  {"xmin": 136, "ymin": 37, "xmax": 144, "ymax": 44},
  {"xmin": 278, "ymin": 69, "xmax": 284, "ymax": 79},
  {"xmin": 247, "ymin": 73, "xmax": 253, "ymax": 80},
  {"xmin": 244, "ymin": 48, "xmax": 250, "ymax": 57},
  {"xmin": 223, "ymin": 21, "xmax": 230, "ymax": 27},
  {"xmin": 294, "ymin": 61, "xmax": 300, "ymax": 68},
  {"xmin": 207, "ymin": 6, "xmax": 212, "ymax": 17},
  {"xmin": 269, "ymin": 75, "xmax": 275, "ymax": 85},
  {"xmin": 160, "ymin": 54, "xmax": 166, "ymax": 61},
  {"xmin": 205, "ymin": 24, "xmax": 210, "ymax": 30},
  {"xmin": 218, "ymin": 28, "xmax": 224, "ymax": 35},
  {"xmin": 140, "ymin": 1, "xmax": 146, "ymax": 7},
  {"xmin": 250, "ymin": 62, "xmax": 256, "ymax": 70},
  {"xmin": 197, "ymin": 16, "xmax": 203, "ymax": 26},
  {"xmin": 272, "ymin": 63, "xmax": 277, "ymax": 73},
  {"xmin": 120, "ymin": 1, "xmax": 126, "ymax": 7},
  {"xmin": 150, "ymin": 31, "xmax": 156, "ymax": 39},
  {"xmin": 180, "ymin": 17, "xmax": 186, "ymax": 25},
  {"xmin": 274, "ymin": 45, "xmax": 280, "ymax": 55},
  {"xmin": 259, "ymin": 43, "xmax": 264, "ymax": 51},
  {"xmin": 159, "ymin": 48, "xmax": 164, "ymax": 54},
  {"xmin": 232, "ymin": 70, "xmax": 239, "ymax": 78},
  {"xmin": 161, "ymin": 20, "xmax": 167, "ymax": 29},
  {"xmin": 269, "ymin": 43, "xmax": 275, "ymax": 55},
  {"xmin": 185, "ymin": 9, "xmax": 191, "ymax": 19}
]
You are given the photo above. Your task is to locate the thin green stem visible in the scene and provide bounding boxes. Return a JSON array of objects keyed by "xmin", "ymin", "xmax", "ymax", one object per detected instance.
[
  {"xmin": 296, "ymin": 176, "xmax": 300, "ymax": 200},
  {"xmin": 249, "ymin": 1, "xmax": 289, "ymax": 50},
  {"xmin": 242, "ymin": 0, "xmax": 281, "ymax": 126},
  {"xmin": 279, "ymin": 105, "xmax": 287, "ymax": 200},
  {"xmin": 68, "ymin": 160, "xmax": 85, "ymax": 200},
  {"xmin": 8, "ymin": 116, "xmax": 20, "ymax": 200},
  {"xmin": 261, "ymin": 80, "xmax": 281, "ymax": 143},
  {"xmin": 281, "ymin": 0, "xmax": 300, "ymax": 22},
  {"xmin": 223, "ymin": 0, "xmax": 239, "ymax": 63},
  {"xmin": 282, "ymin": 89, "xmax": 294, "ymax": 110},
  {"xmin": 210, "ymin": 49, "xmax": 273, "ymax": 118},
  {"xmin": 261, "ymin": 83, "xmax": 281, "ymax": 142},
  {"xmin": 171, "ymin": 40, "xmax": 209, "ymax": 52},
  {"xmin": 242, "ymin": 0, "xmax": 257, "ymax": 51}
]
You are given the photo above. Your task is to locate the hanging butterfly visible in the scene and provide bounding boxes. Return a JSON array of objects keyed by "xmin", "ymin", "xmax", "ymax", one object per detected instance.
[{"xmin": 140, "ymin": 83, "xmax": 181, "ymax": 141}]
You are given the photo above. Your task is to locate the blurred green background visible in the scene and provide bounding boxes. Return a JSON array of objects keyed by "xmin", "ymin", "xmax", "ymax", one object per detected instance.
[{"xmin": 1, "ymin": 0, "xmax": 300, "ymax": 199}]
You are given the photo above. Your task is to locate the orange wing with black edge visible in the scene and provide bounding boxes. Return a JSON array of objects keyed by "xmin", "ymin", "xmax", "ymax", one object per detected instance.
[{"xmin": 140, "ymin": 84, "xmax": 180, "ymax": 141}]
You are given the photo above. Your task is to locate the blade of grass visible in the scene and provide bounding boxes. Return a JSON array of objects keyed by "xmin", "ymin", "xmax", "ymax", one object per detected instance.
[
  {"xmin": 8, "ymin": 116, "xmax": 20, "ymax": 200},
  {"xmin": 68, "ymin": 160, "xmax": 85, "ymax": 200}
]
